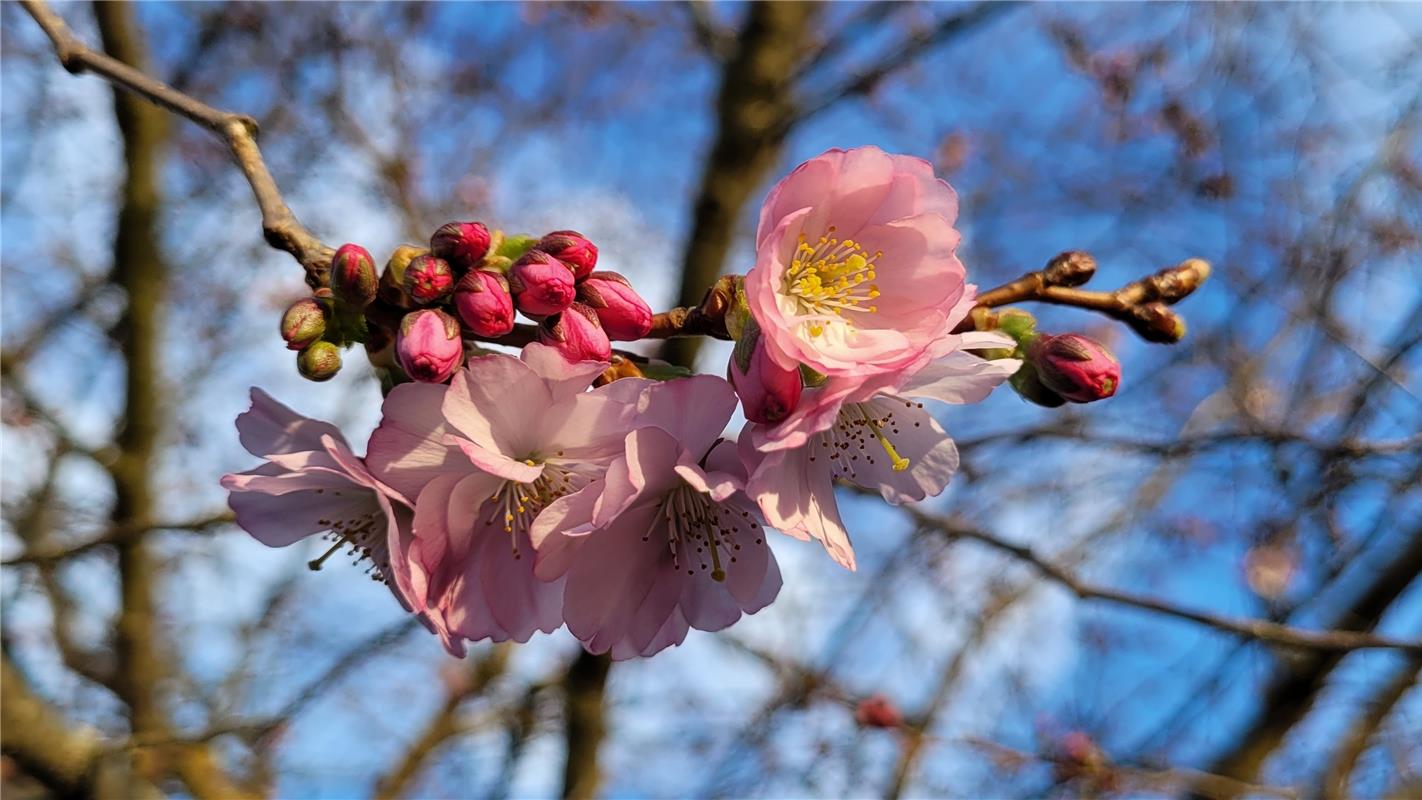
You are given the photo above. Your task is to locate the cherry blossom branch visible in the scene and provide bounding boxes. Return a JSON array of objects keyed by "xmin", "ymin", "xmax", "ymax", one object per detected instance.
[
  {"xmin": 905, "ymin": 508, "xmax": 1422, "ymax": 654},
  {"xmin": 953, "ymin": 251, "xmax": 1212, "ymax": 342},
  {"xmin": 19, "ymin": 0, "xmax": 334, "ymax": 287}
]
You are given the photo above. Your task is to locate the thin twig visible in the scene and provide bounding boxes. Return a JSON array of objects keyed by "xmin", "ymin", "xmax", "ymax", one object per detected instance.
[
  {"xmin": 20, "ymin": 0, "xmax": 334, "ymax": 286},
  {"xmin": 2, "ymin": 512, "xmax": 235, "ymax": 567},
  {"xmin": 905, "ymin": 508, "xmax": 1422, "ymax": 654}
]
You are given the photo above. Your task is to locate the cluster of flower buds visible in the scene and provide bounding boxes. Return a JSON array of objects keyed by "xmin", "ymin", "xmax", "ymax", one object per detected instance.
[
  {"xmin": 994, "ymin": 309, "xmax": 1121, "ymax": 407},
  {"xmin": 515, "ymin": 231, "xmax": 654, "ymax": 364},
  {"xmin": 278, "ymin": 244, "xmax": 382, "ymax": 381},
  {"xmin": 284, "ymin": 222, "xmax": 656, "ymax": 384}
]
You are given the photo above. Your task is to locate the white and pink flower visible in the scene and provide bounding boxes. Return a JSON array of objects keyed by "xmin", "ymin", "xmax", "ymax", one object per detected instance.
[
  {"xmin": 742, "ymin": 341, "xmax": 1018, "ymax": 571},
  {"xmin": 366, "ymin": 344, "xmax": 632, "ymax": 648},
  {"xmin": 745, "ymin": 146, "xmax": 967, "ymax": 380},
  {"xmin": 531, "ymin": 376, "xmax": 781, "ymax": 659},
  {"xmin": 220, "ymin": 389, "xmax": 463, "ymax": 650}
]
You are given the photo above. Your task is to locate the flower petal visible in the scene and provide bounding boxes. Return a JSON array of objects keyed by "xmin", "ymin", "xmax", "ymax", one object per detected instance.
[
  {"xmin": 743, "ymin": 435, "xmax": 856, "ymax": 571},
  {"xmin": 236, "ymin": 388, "xmax": 346, "ymax": 458},
  {"xmin": 520, "ymin": 342, "xmax": 607, "ymax": 399},
  {"xmin": 843, "ymin": 396, "xmax": 960, "ymax": 505},
  {"xmin": 896, "ymin": 351, "xmax": 1020, "ymax": 406},
  {"xmin": 366, "ymin": 381, "xmax": 462, "ymax": 502}
]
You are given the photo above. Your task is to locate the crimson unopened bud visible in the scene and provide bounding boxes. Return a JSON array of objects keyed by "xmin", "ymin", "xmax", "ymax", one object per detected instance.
[
  {"xmin": 403, "ymin": 254, "xmax": 455, "ymax": 305},
  {"xmin": 397, "ymin": 309, "xmax": 463, "ymax": 383},
  {"xmin": 853, "ymin": 695, "xmax": 903, "ymax": 730},
  {"xmin": 453, "ymin": 269, "xmax": 515, "ymax": 338},
  {"xmin": 280, "ymin": 297, "xmax": 327, "ymax": 350},
  {"xmin": 729, "ymin": 326, "xmax": 802, "ymax": 424},
  {"xmin": 1028, "ymin": 333, "xmax": 1120, "ymax": 403},
  {"xmin": 430, "ymin": 221, "xmax": 492, "ymax": 271},
  {"xmin": 330, "ymin": 243, "xmax": 378, "ymax": 308},
  {"xmin": 537, "ymin": 303, "xmax": 611, "ymax": 363},
  {"xmin": 509, "ymin": 250, "xmax": 576, "ymax": 316},
  {"xmin": 297, "ymin": 341, "xmax": 342, "ymax": 382},
  {"xmin": 576, "ymin": 272, "xmax": 653, "ymax": 341},
  {"xmin": 536, "ymin": 230, "xmax": 598, "ymax": 280}
]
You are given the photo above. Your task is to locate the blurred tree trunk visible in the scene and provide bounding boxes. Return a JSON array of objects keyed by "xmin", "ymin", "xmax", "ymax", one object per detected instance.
[
  {"xmin": 561, "ymin": 650, "xmax": 612, "ymax": 800},
  {"xmin": 660, "ymin": 2, "xmax": 818, "ymax": 369},
  {"xmin": 95, "ymin": 4, "xmax": 253, "ymax": 797}
]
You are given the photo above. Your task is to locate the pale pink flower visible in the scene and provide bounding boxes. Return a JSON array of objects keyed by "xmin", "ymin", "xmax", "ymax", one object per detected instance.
[
  {"xmin": 531, "ymin": 376, "xmax": 781, "ymax": 659},
  {"xmin": 366, "ymin": 343, "xmax": 632, "ymax": 647},
  {"xmin": 742, "ymin": 344, "xmax": 1019, "ymax": 571},
  {"xmin": 744, "ymin": 146, "xmax": 967, "ymax": 381},
  {"xmin": 220, "ymin": 390, "xmax": 461, "ymax": 650}
]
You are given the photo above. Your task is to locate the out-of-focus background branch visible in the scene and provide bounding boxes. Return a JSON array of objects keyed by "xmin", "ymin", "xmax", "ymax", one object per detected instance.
[{"xmin": 3, "ymin": 2, "xmax": 1420, "ymax": 798}]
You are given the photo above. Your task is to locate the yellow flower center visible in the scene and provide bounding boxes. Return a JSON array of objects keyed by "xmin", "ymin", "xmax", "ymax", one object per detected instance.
[
  {"xmin": 783, "ymin": 226, "xmax": 882, "ymax": 337},
  {"xmin": 487, "ymin": 462, "xmax": 579, "ymax": 558}
]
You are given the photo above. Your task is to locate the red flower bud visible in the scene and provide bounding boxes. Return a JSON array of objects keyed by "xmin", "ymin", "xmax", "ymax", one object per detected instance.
[
  {"xmin": 729, "ymin": 329, "xmax": 802, "ymax": 424},
  {"xmin": 280, "ymin": 297, "xmax": 327, "ymax": 351},
  {"xmin": 509, "ymin": 250, "xmax": 576, "ymax": 316},
  {"xmin": 430, "ymin": 221, "xmax": 492, "ymax": 271},
  {"xmin": 453, "ymin": 269, "xmax": 515, "ymax": 338},
  {"xmin": 537, "ymin": 303, "xmax": 611, "ymax": 363},
  {"xmin": 1027, "ymin": 333, "xmax": 1120, "ymax": 403},
  {"xmin": 536, "ymin": 229, "xmax": 598, "ymax": 280},
  {"xmin": 853, "ymin": 695, "xmax": 903, "ymax": 730},
  {"xmin": 329, "ymin": 243, "xmax": 378, "ymax": 308},
  {"xmin": 296, "ymin": 341, "xmax": 342, "ymax": 382},
  {"xmin": 397, "ymin": 309, "xmax": 463, "ymax": 383},
  {"xmin": 576, "ymin": 272, "xmax": 653, "ymax": 341},
  {"xmin": 403, "ymin": 254, "xmax": 455, "ymax": 306}
]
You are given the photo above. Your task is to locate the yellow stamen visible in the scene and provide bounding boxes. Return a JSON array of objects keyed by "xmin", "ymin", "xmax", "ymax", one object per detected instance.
[
  {"xmin": 861, "ymin": 407, "xmax": 910, "ymax": 472},
  {"xmin": 783, "ymin": 228, "xmax": 884, "ymax": 335}
]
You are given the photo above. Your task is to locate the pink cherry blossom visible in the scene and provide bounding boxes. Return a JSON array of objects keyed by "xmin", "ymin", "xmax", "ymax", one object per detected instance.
[
  {"xmin": 219, "ymin": 389, "xmax": 459, "ymax": 650},
  {"xmin": 744, "ymin": 146, "xmax": 967, "ymax": 382},
  {"xmin": 742, "ymin": 344, "xmax": 1019, "ymax": 571},
  {"xmin": 531, "ymin": 376, "xmax": 781, "ymax": 659},
  {"xmin": 365, "ymin": 343, "xmax": 633, "ymax": 648}
]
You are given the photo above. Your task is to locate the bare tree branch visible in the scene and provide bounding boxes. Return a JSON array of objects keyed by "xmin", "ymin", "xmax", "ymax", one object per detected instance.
[
  {"xmin": 1318, "ymin": 656, "xmax": 1421, "ymax": 799},
  {"xmin": 906, "ymin": 508, "xmax": 1422, "ymax": 654},
  {"xmin": 2, "ymin": 511, "xmax": 235, "ymax": 567},
  {"xmin": 374, "ymin": 646, "xmax": 510, "ymax": 799},
  {"xmin": 19, "ymin": 0, "xmax": 334, "ymax": 286},
  {"xmin": 1, "ymin": 651, "xmax": 105, "ymax": 799}
]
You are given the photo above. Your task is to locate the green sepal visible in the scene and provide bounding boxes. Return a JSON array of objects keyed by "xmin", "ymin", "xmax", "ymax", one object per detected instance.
[
  {"xmin": 725, "ymin": 275, "xmax": 752, "ymax": 342},
  {"xmin": 495, "ymin": 233, "xmax": 539, "ymax": 262},
  {"xmin": 799, "ymin": 364, "xmax": 828, "ymax": 387},
  {"xmin": 995, "ymin": 308, "xmax": 1039, "ymax": 346},
  {"xmin": 324, "ymin": 306, "xmax": 369, "ymax": 347}
]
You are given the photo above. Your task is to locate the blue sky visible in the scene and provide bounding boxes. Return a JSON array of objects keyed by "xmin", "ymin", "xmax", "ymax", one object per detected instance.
[{"xmin": 3, "ymin": 3, "xmax": 1421, "ymax": 797}]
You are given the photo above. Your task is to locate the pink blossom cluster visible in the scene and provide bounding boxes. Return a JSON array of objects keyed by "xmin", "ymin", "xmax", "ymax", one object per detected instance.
[{"xmin": 229, "ymin": 146, "xmax": 1021, "ymax": 658}]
